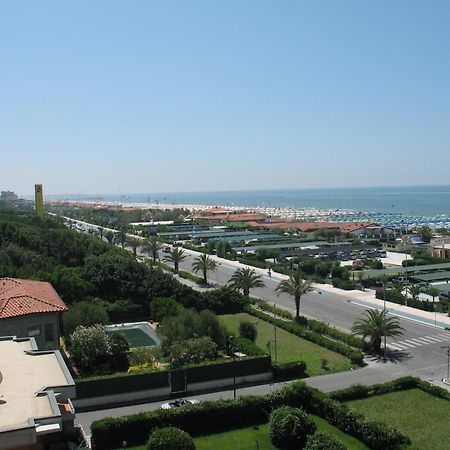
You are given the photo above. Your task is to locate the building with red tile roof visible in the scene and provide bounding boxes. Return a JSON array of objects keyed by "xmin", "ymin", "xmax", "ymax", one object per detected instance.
[{"xmin": 0, "ymin": 278, "xmax": 67, "ymax": 349}]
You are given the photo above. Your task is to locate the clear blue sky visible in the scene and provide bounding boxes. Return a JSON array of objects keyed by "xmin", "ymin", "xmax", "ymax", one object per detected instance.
[{"xmin": 1, "ymin": 1, "xmax": 450, "ymax": 196}]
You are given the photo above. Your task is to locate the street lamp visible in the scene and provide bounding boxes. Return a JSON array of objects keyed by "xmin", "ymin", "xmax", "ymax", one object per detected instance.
[
  {"xmin": 228, "ymin": 335, "xmax": 237, "ymax": 399},
  {"xmin": 441, "ymin": 346, "xmax": 450, "ymax": 382}
]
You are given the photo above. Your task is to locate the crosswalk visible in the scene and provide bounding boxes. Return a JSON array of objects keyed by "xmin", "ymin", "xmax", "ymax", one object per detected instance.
[{"xmin": 388, "ymin": 333, "xmax": 450, "ymax": 351}]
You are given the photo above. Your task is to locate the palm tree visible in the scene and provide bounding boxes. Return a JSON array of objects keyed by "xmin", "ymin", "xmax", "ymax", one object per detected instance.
[
  {"xmin": 228, "ymin": 268, "xmax": 265, "ymax": 297},
  {"xmin": 145, "ymin": 237, "xmax": 162, "ymax": 262},
  {"xmin": 104, "ymin": 230, "xmax": 115, "ymax": 244},
  {"xmin": 192, "ymin": 254, "xmax": 217, "ymax": 284},
  {"xmin": 114, "ymin": 226, "xmax": 128, "ymax": 248},
  {"xmin": 408, "ymin": 285, "xmax": 421, "ymax": 302},
  {"xmin": 127, "ymin": 236, "xmax": 141, "ymax": 258},
  {"xmin": 275, "ymin": 273, "xmax": 313, "ymax": 318},
  {"xmin": 163, "ymin": 247, "xmax": 186, "ymax": 273},
  {"xmin": 352, "ymin": 309, "xmax": 404, "ymax": 353}
]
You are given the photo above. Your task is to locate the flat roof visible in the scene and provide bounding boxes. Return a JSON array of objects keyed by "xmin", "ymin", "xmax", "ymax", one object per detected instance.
[
  {"xmin": 433, "ymin": 283, "xmax": 450, "ymax": 292},
  {"xmin": 232, "ymin": 241, "xmax": 326, "ymax": 252},
  {"xmin": 410, "ymin": 271, "xmax": 450, "ymax": 282},
  {"xmin": 0, "ymin": 337, "xmax": 73, "ymax": 432},
  {"xmin": 363, "ymin": 262, "xmax": 450, "ymax": 278}
]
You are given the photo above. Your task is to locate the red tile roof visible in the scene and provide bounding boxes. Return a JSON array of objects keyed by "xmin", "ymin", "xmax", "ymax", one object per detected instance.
[
  {"xmin": 0, "ymin": 278, "xmax": 67, "ymax": 319},
  {"xmin": 339, "ymin": 222, "xmax": 375, "ymax": 233}
]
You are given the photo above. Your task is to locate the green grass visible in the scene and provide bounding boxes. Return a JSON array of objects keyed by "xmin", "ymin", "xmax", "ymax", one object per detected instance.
[
  {"xmin": 106, "ymin": 328, "xmax": 157, "ymax": 348},
  {"xmin": 219, "ymin": 313, "xmax": 354, "ymax": 376},
  {"xmin": 347, "ymin": 388, "xmax": 450, "ymax": 450},
  {"xmin": 124, "ymin": 417, "xmax": 367, "ymax": 450}
]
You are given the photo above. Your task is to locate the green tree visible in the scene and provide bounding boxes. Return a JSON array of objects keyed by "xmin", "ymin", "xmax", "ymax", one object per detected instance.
[
  {"xmin": 418, "ymin": 226, "xmax": 433, "ymax": 243},
  {"xmin": 428, "ymin": 286, "xmax": 440, "ymax": 305},
  {"xmin": 127, "ymin": 235, "xmax": 141, "ymax": 258},
  {"xmin": 168, "ymin": 336, "xmax": 218, "ymax": 368},
  {"xmin": 191, "ymin": 253, "xmax": 217, "ymax": 284},
  {"xmin": 149, "ymin": 297, "xmax": 183, "ymax": 322},
  {"xmin": 108, "ymin": 332, "xmax": 130, "ymax": 371},
  {"xmin": 352, "ymin": 309, "xmax": 404, "ymax": 353},
  {"xmin": 114, "ymin": 226, "xmax": 128, "ymax": 248},
  {"xmin": 408, "ymin": 284, "xmax": 421, "ymax": 301},
  {"xmin": 275, "ymin": 273, "xmax": 313, "ymax": 318},
  {"xmin": 163, "ymin": 247, "xmax": 187, "ymax": 273},
  {"xmin": 145, "ymin": 236, "xmax": 162, "ymax": 262},
  {"xmin": 104, "ymin": 230, "xmax": 115, "ymax": 243},
  {"xmin": 69, "ymin": 325, "xmax": 110, "ymax": 374},
  {"xmin": 228, "ymin": 267, "xmax": 265, "ymax": 296},
  {"xmin": 63, "ymin": 300, "xmax": 109, "ymax": 342}
]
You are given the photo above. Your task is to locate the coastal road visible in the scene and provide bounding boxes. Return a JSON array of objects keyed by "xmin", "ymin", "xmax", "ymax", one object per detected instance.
[{"xmin": 63, "ymin": 215, "xmax": 450, "ymax": 386}]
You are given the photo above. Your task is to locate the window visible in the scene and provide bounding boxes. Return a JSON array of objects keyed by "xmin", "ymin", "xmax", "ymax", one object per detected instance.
[{"xmin": 45, "ymin": 324, "xmax": 54, "ymax": 343}]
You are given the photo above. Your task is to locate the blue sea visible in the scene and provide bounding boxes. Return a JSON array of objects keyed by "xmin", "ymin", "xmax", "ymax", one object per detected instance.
[{"xmin": 54, "ymin": 185, "xmax": 450, "ymax": 216}]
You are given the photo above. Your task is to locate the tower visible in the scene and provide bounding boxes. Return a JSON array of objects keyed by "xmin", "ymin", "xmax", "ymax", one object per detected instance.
[{"xmin": 35, "ymin": 184, "xmax": 44, "ymax": 218}]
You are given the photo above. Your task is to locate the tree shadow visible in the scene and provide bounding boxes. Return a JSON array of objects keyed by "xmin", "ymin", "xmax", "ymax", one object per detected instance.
[{"xmin": 369, "ymin": 350, "xmax": 412, "ymax": 364}]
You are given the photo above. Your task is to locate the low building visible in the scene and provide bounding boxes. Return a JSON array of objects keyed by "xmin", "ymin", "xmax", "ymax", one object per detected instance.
[
  {"xmin": 0, "ymin": 336, "xmax": 78, "ymax": 450},
  {"xmin": 0, "ymin": 278, "xmax": 67, "ymax": 350},
  {"xmin": 430, "ymin": 237, "xmax": 450, "ymax": 259}
]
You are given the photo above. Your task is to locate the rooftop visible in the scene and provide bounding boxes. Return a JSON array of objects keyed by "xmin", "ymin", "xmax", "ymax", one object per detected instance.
[
  {"xmin": 0, "ymin": 278, "xmax": 67, "ymax": 319},
  {"xmin": 0, "ymin": 337, "xmax": 75, "ymax": 433}
]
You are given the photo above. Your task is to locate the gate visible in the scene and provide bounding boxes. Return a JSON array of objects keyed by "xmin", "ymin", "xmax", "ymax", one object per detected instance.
[{"xmin": 169, "ymin": 368, "xmax": 187, "ymax": 394}]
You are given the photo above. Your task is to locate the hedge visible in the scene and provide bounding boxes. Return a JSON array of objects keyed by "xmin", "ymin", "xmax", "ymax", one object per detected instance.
[
  {"xmin": 254, "ymin": 301, "xmax": 366, "ymax": 350},
  {"xmin": 243, "ymin": 306, "xmax": 365, "ymax": 365},
  {"xmin": 91, "ymin": 381, "xmax": 408, "ymax": 450},
  {"xmin": 329, "ymin": 376, "xmax": 450, "ymax": 403},
  {"xmin": 272, "ymin": 361, "xmax": 307, "ymax": 380}
]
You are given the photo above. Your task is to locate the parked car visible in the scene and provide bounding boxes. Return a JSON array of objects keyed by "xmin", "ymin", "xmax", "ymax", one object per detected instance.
[
  {"xmin": 419, "ymin": 282, "xmax": 430, "ymax": 292},
  {"xmin": 161, "ymin": 399, "xmax": 200, "ymax": 409},
  {"xmin": 162, "ymin": 246, "xmax": 171, "ymax": 253},
  {"xmin": 439, "ymin": 292, "xmax": 450, "ymax": 301}
]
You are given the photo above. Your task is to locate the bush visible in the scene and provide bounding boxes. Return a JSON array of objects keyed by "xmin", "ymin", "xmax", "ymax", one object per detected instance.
[
  {"xmin": 147, "ymin": 427, "xmax": 195, "ymax": 450},
  {"xmin": 108, "ymin": 332, "xmax": 130, "ymax": 371},
  {"xmin": 168, "ymin": 336, "xmax": 218, "ymax": 368},
  {"xmin": 234, "ymin": 336, "xmax": 266, "ymax": 356},
  {"xmin": 149, "ymin": 297, "xmax": 184, "ymax": 322},
  {"xmin": 200, "ymin": 286, "xmax": 249, "ymax": 314},
  {"xmin": 269, "ymin": 406, "xmax": 316, "ymax": 449},
  {"xmin": 332, "ymin": 278, "xmax": 357, "ymax": 290},
  {"xmin": 305, "ymin": 431, "xmax": 346, "ymax": 450},
  {"xmin": 272, "ymin": 362, "xmax": 307, "ymax": 379},
  {"xmin": 257, "ymin": 301, "xmax": 293, "ymax": 320},
  {"xmin": 239, "ymin": 320, "xmax": 257, "ymax": 342}
]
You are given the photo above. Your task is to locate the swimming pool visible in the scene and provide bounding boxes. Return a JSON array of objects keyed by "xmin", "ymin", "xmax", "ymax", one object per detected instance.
[{"xmin": 105, "ymin": 322, "xmax": 161, "ymax": 348}]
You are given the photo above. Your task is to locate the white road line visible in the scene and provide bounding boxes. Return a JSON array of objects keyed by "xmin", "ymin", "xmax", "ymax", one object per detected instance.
[
  {"xmin": 423, "ymin": 336, "xmax": 446, "ymax": 342},
  {"xmin": 438, "ymin": 333, "xmax": 450, "ymax": 339},
  {"xmin": 413, "ymin": 336, "xmax": 437, "ymax": 343},
  {"xmin": 398, "ymin": 341, "xmax": 417, "ymax": 348},
  {"xmin": 388, "ymin": 343, "xmax": 407, "ymax": 350},
  {"xmin": 410, "ymin": 338, "xmax": 434, "ymax": 345}
]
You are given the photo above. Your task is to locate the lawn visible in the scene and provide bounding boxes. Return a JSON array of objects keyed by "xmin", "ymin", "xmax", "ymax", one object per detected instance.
[
  {"xmin": 124, "ymin": 417, "xmax": 367, "ymax": 450},
  {"xmin": 219, "ymin": 313, "xmax": 354, "ymax": 376},
  {"xmin": 347, "ymin": 388, "xmax": 450, "ymax": 450}
]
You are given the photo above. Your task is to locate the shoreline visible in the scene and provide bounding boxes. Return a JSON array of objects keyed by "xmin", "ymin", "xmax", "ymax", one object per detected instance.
[{"xmin": 46, "ymin": 199, "xmax": 450, "ymax": 229}]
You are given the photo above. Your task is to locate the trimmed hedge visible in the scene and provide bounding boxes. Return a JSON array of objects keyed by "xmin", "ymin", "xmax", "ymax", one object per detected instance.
[
  {"xmin": 147, "ymin": 427, "xmax": 195, "ymax": 450},
  {"xmin": 330, "ymin": 376, "xmax": 450, "ymax": 403},
  {"xmin": 255, "ymin": 301, "xmax": 366, "ymax": 350},
  {"xmin": 272, "ymin": 362, "xmax": 307, "ymax": 380},
  {"xmin": 244, "ymin": 306, "xmax": 365, "ymax": 365},
  {"xmin": 91, "ymin": 381, "xmax": 408, "ymax": 450},
  {"xmin": 234, "ymin": 336, "xmax": 266, "ymax": 356},
  {"xmin": 305, "ymin": 431, "xmax": 346, "ymax": 450}
]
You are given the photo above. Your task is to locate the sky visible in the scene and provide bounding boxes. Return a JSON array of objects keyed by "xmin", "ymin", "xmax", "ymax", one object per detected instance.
[{"xmin": 1, "ymin": 1, "xmax": 450, "ymax": 196}]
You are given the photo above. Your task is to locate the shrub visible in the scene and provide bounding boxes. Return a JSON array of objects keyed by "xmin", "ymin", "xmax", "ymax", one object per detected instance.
[
  {"xmin": 305, "ymin": 431, "xmax": 346, "ymax": 450},
  {"xmin": 272, "ymin": 361, "xmax": 307, "ymax": 379},
  {"xmin": 168, "ymin": 336, "xmax": 217, "ymax": 368},
  {"xmin": 257, "ymin": 300, "xmax": 293, "ymax": 320},
  {"xmin": 201, "ymin": 286, "xmax": 249, "ymax": 314},
  {"xmin": 234, "ymin": 336, "xmax": 266, "ymax": 356},
  {"xmin": 108, "ymin": 332, "xmax": 130, "ymax": 371},
  {"xmin": 147, "ymin": 427, "xmax": 195, "ymax": 450},
  {"xmin": 239, "ymin": 320, "xmax": 257, "ymax": 342},
  {"xmin": 269, "ymin": 406, "xmax": 316, "ymax": 449},
  {"xmin": 149, "ymin": 297, "xmax": 183, "ymax": 322}
]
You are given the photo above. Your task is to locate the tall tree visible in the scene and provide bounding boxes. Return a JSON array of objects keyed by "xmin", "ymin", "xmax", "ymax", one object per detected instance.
[
  {"xmin": 145, "ymin": 236, "xmax": 162, "ymax": 262},
  {"xmin": 127, "ymin": 235, "xmax": 141, "ymax": 258},
  {"xmin": 352, "ymin": 309, "xmax": 404, "ymax": 353},
  {"xmin": 418, "ymin": 226, "xmax": 433, "ymax": 243},
  {"xmin": 192, "ymin": 253, "xmax": 217, "ymax": 284},
  {"xmin": 114, "ymin": 225, "xmax": 129, "ymax": 248},
  {"xmin": 104, "ymin": 230, "xmax": 115, "ymax": 243},
  {"xmin": 275, "ymin": 273, "xmax": 313, "ymax": 318},
  {"xmin": 228, "ymin": 267, "xmax": 264, "ymax": 297},
  {"xmin": 163, "ymin": 247, "xmax": 187, "ymax": 273}
]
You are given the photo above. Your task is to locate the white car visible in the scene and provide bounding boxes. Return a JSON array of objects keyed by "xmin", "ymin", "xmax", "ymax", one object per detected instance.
[{"xmin": 160, "ymin": 399, "xmax": 200, "ymax": 409}]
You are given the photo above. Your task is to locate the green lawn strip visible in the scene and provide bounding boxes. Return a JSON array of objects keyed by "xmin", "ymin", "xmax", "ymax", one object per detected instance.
[
  {"xmin": 123, "ymin": 417, "xmax": 366, "ymax": 450},
  {"xmin": 346, "ymin": 388, "xmax": 450, "ymax": 450},
  {"xmin": 219, "ymin": 313, "xmax": 353, "ymax": 376}
]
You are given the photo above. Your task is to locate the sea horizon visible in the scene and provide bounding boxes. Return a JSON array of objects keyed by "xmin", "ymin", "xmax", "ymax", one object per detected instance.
[{"xmin": 41, "ymin": 184, "xmax": 450, "ymax": 217}]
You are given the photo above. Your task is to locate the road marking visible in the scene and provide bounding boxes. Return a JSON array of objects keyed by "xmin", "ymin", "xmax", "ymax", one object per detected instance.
[
  {"xmin": 388, "ymin": 342, "xmax": 408, "ymax": 351},
  {"xmin": 438, "ymin": 333, "xmax": 450, "ymax": 339},
  {"xmin": 423, "ymin": 336, "xmax": 446, "ymax": 342},
  {"xmin": 410, "ymin": 337, "xmax": 436, "ymax": 345},
  {"xmin": 398, "ymin": 341, "xmax": 417, "ymax": 348}
]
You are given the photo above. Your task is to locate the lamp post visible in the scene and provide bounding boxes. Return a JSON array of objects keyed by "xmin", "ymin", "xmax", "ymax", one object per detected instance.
[
  {"xmin": 228, "ymin": 335, "xmax": 236, "ymax": 399},
  {"xmin": 441, "ymin": 346, "xmax": 450, "ymax": 382},
  {"xmin": 381, "ymin": 276, "xmax": 388, "ymax": 360}
]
